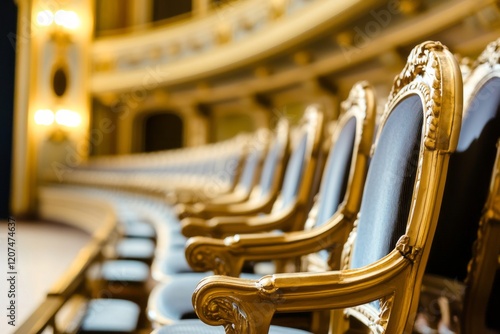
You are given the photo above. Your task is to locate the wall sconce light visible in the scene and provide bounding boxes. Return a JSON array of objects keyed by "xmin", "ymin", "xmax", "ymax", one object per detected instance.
[
  {"xmin": 36, "ymin": 9, "xmax": 80, "ymax": 29},
  {"xmin": 34, "ymin": 109, "xmax": 55, "ymax": 125},
  {"xmin": 34, "ymin": 108, "xmax": 81, "ymax": 127},
  {"xmin": 54, "ymin": 10, "xmax": 80, "ymax": 29},
  {"xmin": 55, "ymin": 109, "xmax": 81, "ymax": 127}
]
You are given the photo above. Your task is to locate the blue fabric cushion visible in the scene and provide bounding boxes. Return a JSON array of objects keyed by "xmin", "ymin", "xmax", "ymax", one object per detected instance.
[
  {"xmin": 427, "ymin": 77, "xmax": 500, "ymax": 281},
  {"xmin": 351, "ymin": 95, "xmax": 423, "ymax": 270},
  {"xmin": 316, "ymin": 117, "xmax": 356, "ymax": 227},
  {"xmin": 153, "ymin": 319, "xmax": 312, "ymax": 334},
  {"xmin": 80, "ymin": 299, "xmax": 140, "ymax": 333},
  {"xmin": 121, "ymin": 222, "xmax": 156, "ymax": 239},
  {"xmin": 101, "ymin": 260, "xmax": 150, "ymax": 283},
  {"xmin": 155, "ymin": 248, "xmax": 193, "ymax": 276},
  {"xmin": 277, "ymin": 133, "xmax": 308, "ymax": 210},
  {"xmin": 116, "ymin": 238, "xmax": 155, "ymax": 259}
]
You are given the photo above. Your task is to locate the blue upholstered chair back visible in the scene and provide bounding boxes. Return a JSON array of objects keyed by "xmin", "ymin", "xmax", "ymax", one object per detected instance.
[
  {"xmin": 315, "ymin": 117, "xmax": 357, "ymax": 227},
  {"xmin": 426, "ymin": 76, "xmax": 500, "ymax": 331},
  {"xmin": 351, "ymin": 94, "xmax": 423, "ymax": 271},
  {"xmin": 426, "ymin": 77, "xmax": 500, "ymax": 281},
  {"xmin": 273, "ymin": 132, "xmax": 308, "ymax": 211},
  {"xmin": 259, "ymin": 134, "xmax": 287, "ymax": 197},
  {"xmin": 238, "ymin": 147, "xmax": 263, "ymax": 194}
]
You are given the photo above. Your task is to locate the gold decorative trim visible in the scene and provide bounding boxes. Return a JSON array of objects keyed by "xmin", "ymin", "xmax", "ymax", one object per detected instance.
[
  {"xmin": 395, "ymin": 235, "xmax": 420, "ymax": 262},
  {"xmin": 204, "ymin": 297, "xmax": 249, "ymax": 334},
  {"xmin": 377, "ymin": 294, "xmax": 394, "ymax": 328},
  {"xmin": 189, "ymin": 246, "xmax": 232, "ymax": 276},
  {"xmin": 341, "ymin": 221, "xmax": 357, "ymax": 270},
  {"xmin": 340, "ymin": 81, "xmax": 369, "ymax": 120},
  {"xmin": 475, "ymin": 38, "xmax": 500, "ymax": 68},
  {"xmin": 384, "ymin": 41, "xmax": 445, "ymax": 151}
]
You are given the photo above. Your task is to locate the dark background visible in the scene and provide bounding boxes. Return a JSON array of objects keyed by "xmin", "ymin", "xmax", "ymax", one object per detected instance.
[{"xmin": 0, "ymin": 1, "xmax": 17, "ymax": 219}]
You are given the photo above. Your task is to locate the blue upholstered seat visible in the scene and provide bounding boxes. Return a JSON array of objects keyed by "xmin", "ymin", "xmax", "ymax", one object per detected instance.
[
  {"xmin": 101, "ymin": 260, "xmax": 150, "ymax": 283},
  {"xmin": 152, "ymin": 319, "xmax": 311, "ymax": 334},
  {"xmin": 116, "ymin": 238, "xmax": 155, "ymax": 260},
  {"xmin": 155, "ymin": 250, "xmax": 193, "ymax": 276},
  {"xmin": 79, "ymin": 299, "xmax": 140, "ymax": 333},
  {"xmin": 121, "ymin": 221, "xmax": 157, "ymax": 239}
]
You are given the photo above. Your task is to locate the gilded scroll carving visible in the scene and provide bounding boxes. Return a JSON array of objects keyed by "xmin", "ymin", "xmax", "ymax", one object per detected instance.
[
  {"xmin": 377, "ymin": 294, "xmax": 394, "ymax": 329},
  {"xmin": 396, "ymin": 234, "xmax": 420, "ymax": 262},
  {"xmin": 188, "ymin": 246, "xmax": 232, "ymax": 275},
  {"xmin": 475, "ymin": 38, "xmax": 500, "ymax": 68},
  {"xmin": 385, "ymin": 41, "xmax": 446, "ymax": 151},
  {"xmin": 341, "ymin": 221, "xmax": 358, "ymax": 270},
  {"xmin": 204, "ymin": 297, "xmax": 249, "ymax": 334},
  {"xmin": 341, "ymin": 81, "xmax": 369, "ymax": 120}
]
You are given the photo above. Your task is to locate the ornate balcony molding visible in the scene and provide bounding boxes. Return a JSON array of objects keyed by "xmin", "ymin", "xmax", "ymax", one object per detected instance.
[{"xmin": 90, "ymin": 0, "xmax": 383, "ymax": 93}]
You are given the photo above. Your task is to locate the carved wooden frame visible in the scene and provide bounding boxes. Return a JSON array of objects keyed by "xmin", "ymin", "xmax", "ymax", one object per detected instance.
[
  {"xmin": 191, "ymin": 41, "xmax": 462, "ymax": 333},
  {"xmin": 413, "ymin": 38, "xmax": 500, "ymax": 334}
]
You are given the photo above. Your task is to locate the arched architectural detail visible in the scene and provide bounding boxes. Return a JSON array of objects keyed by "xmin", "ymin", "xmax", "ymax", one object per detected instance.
[
  {"xmin": 133, "ymin": 110, "xmax": 184, "ymax": 152},
  {"xmin": 142, "ymin": 112, "xmax": 184, "ymax": 152}
]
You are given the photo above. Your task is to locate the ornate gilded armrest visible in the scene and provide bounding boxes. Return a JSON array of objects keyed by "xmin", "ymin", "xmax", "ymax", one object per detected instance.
[
  {"xmin": 181, "ymin": 215, "xmax": 254, "ymax": 239},
  {"xmin": 177, "ymin": 194, "xmax": 274, "ymax": 220},
  {"xmin": 185, "ymin": 212, "xmax": 354, "ymax": 276},
  {"xmin": 193, "ymin": 250, "xmax": 410, "ymax": 334},
  {"xmin": 182, "ymin": 204, "xmax": 298, "ymax": 238}
]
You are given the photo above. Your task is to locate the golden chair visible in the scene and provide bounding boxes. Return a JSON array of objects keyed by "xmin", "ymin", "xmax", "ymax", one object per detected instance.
[
  {"xmin": 464, "ymin": 142, "xmax": 500, "ymax": 334},
  {"xmin": 152, "ymin": 40, "xmax": 463, "ymax": 333},
  {"xmin": 147, "ymin": 81, "xmax": 376, "ymax": 328},
  {"xmin": 414, "ymin": 38, "xmax": 500, "ymax": 334},
  {"xmin": 417, "ymin": 143, "xmax": 500, "ymax": 334}
]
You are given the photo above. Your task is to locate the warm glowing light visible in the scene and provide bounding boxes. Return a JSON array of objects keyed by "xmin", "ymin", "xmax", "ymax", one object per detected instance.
[
  {"xmin": 54, "ymin": 10, "xmax": 80, "ymax": 29},
  {"xmin": 34, "ymin": 109, "xmax": 55, "ymax": 125},
  {"xmin": 36, "ymin": 10, "xmax": 54, "ymax": 26},
  {"xmin": 55, "ymin": 109, "xmax": 81, "ymax": 127}
]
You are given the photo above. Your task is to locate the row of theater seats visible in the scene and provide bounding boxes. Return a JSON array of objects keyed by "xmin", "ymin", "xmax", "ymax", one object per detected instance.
[{"xmin": 20, "ymin": 39, "xmax": 500, "ymax": 334}]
